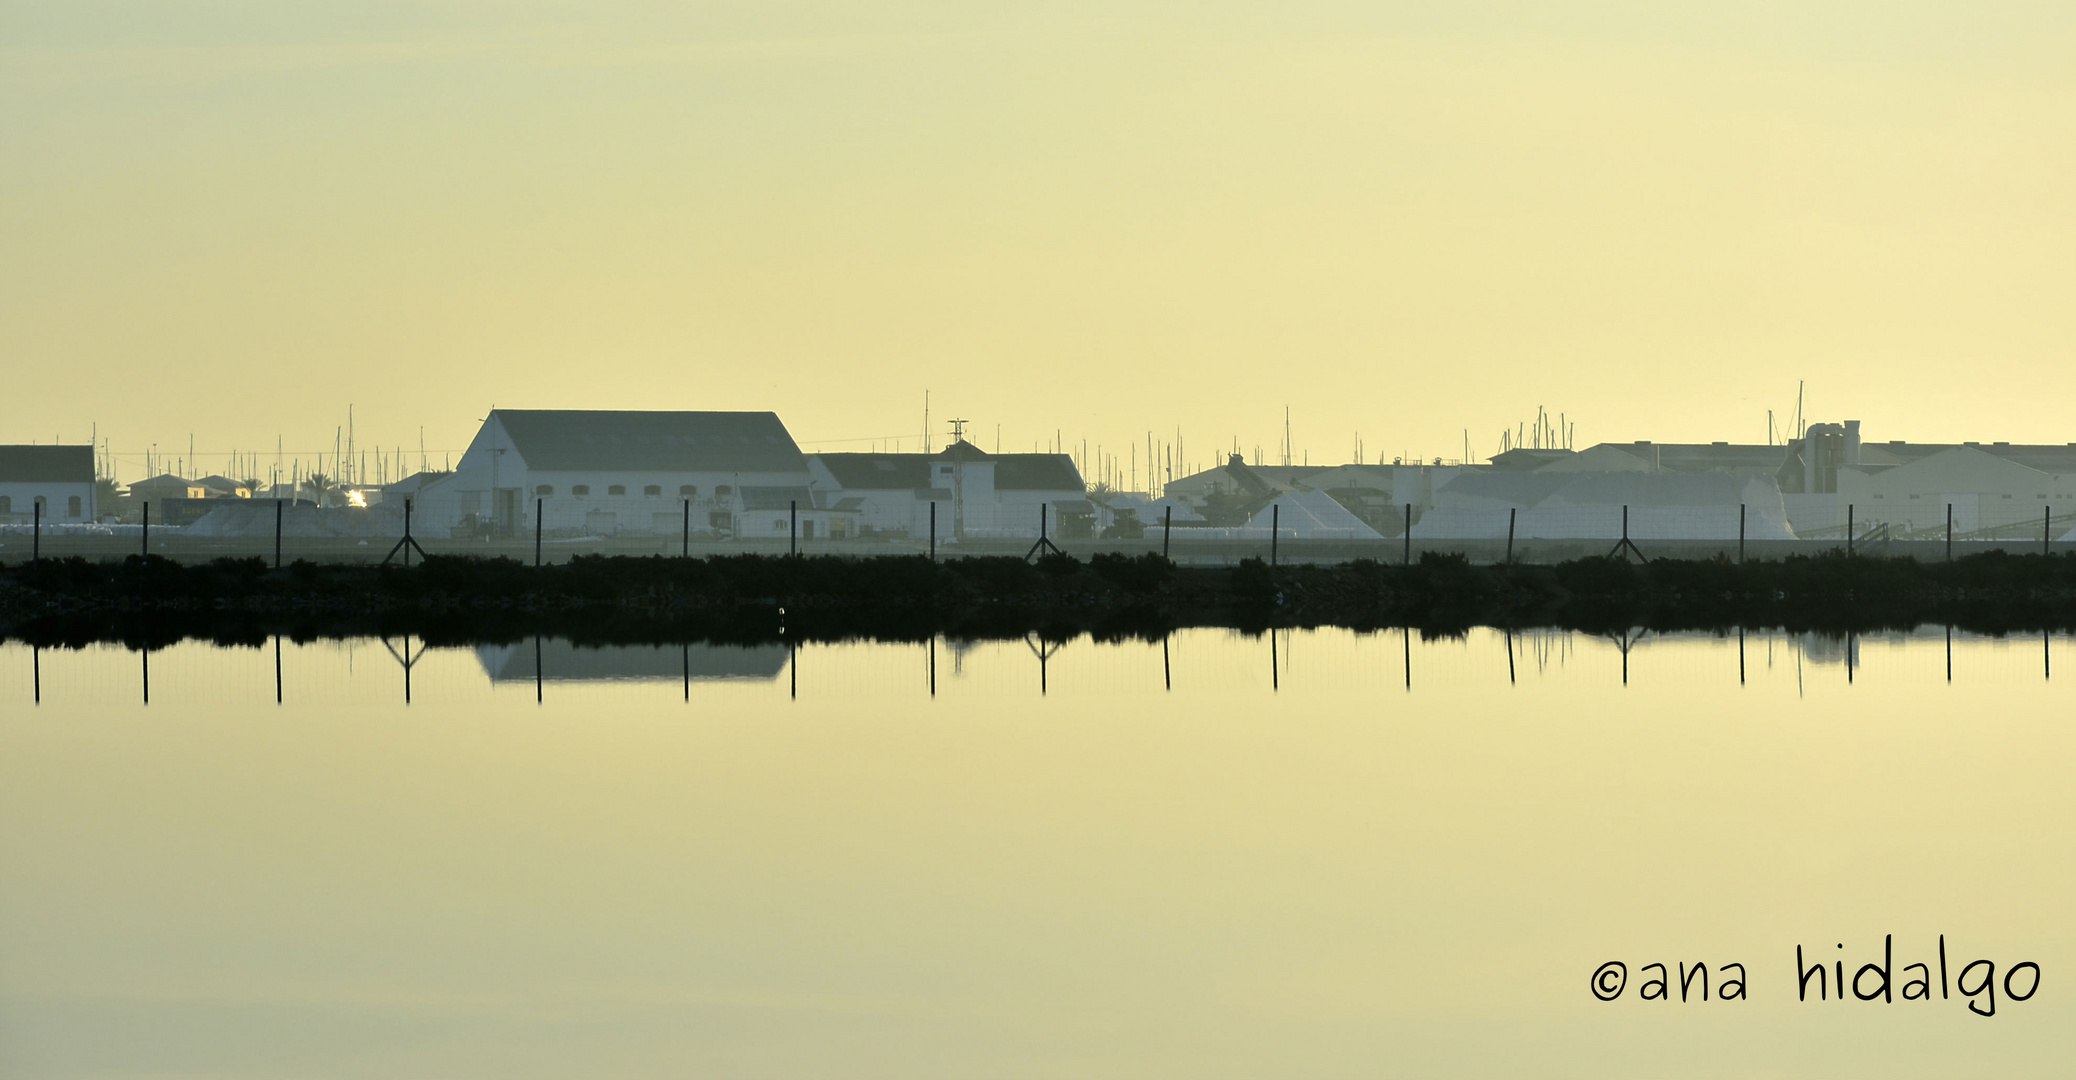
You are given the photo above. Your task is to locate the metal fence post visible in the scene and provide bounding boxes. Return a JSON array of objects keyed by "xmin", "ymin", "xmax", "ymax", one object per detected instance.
[
  {"xmin": 1947, "ymin": 502, "xmax": 1954, "ymax": 562},
  {"xmin": 1163, "ymin": 505, "xmax": 1172, "ymax": 560},
  {"xmin": 1403, "ymin": 503, "xmax": 1412, "ymax": 566},
  {"xmin": 929, "ymin": 501, "xmax": 937, "ymax": 561},
  {"xmin": 682, "ymin": 499, "xmax": 689, "ymax": 558},
  {"xmin": 1505, "ymin": 506, "xmax": 1515, "ymax": 564},
  {"xmin": 536, "ymin": 498, "xmax": 545, "ymax": 567},
  {"xmin": 1271, "ymin": 504, "xmax": 1279, "ymax": 566},
  {"xmin": 141, "ymin": 501, "xmax": 149, "ymax": 558},
  {"xmin": 1847, "ymin": 503, "xmax": 1854, "ymax": 555},
  {"xmin": 31, "ymin": 501, "xmax": 39, "ymax": 561},
  {"xmin": 2048, "ymin": 505, "xmax": 2054, "ymax": 557}
]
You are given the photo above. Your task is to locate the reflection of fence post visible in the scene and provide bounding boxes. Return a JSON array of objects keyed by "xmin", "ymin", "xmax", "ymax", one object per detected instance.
[
  {"xmin": 1739, "ymin": 503, "xmax": 1746, "ymax": 564},
  {"xmin": 1163, "ymin": 505, "xmax": 1172, "ymax": 560},
  {"xmin": 1403, "ymin": 503, "xmax": 1412, "ymax": 566},
  {"xmin": 1271, "ymin": 504, "xmax": 1279, "ymax": 566},
  {"xmin": 274, "ymin": 499, "xmax": 283, "ymax": 568},
  {"xmin": 1506, "ymin": 507, "xmax": 1515, "ymax": 564}
]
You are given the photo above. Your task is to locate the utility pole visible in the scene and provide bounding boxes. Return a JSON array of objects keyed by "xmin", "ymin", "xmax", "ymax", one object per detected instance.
[{"xmin": 949, "ymin": 418, "xmax": 969, "ymax": 538}]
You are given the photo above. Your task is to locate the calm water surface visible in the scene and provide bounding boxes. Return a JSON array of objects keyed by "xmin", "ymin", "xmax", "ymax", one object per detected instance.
[{"xmin": 1, "ymin": 629, "xmax": 2070, "ymax": 1078}]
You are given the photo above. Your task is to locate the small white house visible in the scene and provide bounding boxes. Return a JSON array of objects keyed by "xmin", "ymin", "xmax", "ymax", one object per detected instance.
[
  {"xmin": 809, "ymin": 440, "xmax": 1087, "ymax": 540},
  {"xmin": 0, "ymin": 445, "xmax": 96, "ymax": 524},
  {"xmin": 416, "ymin": 410, "xmax": 813, "ymax": 539}
]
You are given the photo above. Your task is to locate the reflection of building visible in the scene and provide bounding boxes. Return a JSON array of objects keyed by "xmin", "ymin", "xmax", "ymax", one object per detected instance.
[
  {"xmin": 809, "ymin": 440, "xmax": 1088, "ymax": 539},
  {"xmin": 418, "ymin": 410, "xmax": 813, "ymax": 539},
  {"xmin": 0, "ymin": 445, "xmax": 96, "ymax": 524},
  {"xmin": 476, "ymin": 640, "xmax": 790, "ymax": 682}
]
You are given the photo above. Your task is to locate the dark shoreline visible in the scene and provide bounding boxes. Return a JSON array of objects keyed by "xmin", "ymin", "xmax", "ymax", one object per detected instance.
[{"xmin": 5, "ymin": 550, "xmax": 2076, "ymax": 649}]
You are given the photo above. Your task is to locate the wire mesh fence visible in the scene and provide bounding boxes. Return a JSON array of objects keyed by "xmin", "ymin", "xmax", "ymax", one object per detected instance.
[{"xmin": 2, "ymin": 499, "xmax": 2070, "ymax": 568}]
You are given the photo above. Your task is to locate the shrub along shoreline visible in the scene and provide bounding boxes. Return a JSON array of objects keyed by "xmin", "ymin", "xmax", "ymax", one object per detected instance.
[{"xmin": 4, "ymin": 550, "xmax": 2076, "ymax": 649}]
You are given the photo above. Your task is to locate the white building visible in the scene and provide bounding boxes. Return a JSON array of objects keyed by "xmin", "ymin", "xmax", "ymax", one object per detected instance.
[
  {"xmin": 809, "ymin": 440, "xmax": 1088, "ymax": 540},
  {"xmin": 417, "ymin": 410, "xmax": 813, "ymax": 539},
  {"xmin": 0, "ymin": 445, "xmax": 96, "ymax": 524}
]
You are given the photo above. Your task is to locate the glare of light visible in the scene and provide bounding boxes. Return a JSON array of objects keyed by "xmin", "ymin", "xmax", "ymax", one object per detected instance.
[{"xmin": 347, "ymin": 490, "xmax": 368, "ymax": 508}]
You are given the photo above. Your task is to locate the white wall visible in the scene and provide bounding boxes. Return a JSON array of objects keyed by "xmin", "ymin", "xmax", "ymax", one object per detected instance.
[{"xmin": 0, "ymin": 482, "xmax": 95, "ymax": 523}]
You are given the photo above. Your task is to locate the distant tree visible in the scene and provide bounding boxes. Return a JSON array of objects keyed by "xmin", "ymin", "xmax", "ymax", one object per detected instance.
[{"xmin": 305, "ymin": 473, "xmax": 337, "ymax": 506}]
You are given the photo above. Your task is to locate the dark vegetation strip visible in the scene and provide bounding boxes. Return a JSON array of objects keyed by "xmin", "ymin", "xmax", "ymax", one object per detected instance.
[{"xmin": 5, "ymin": 550, "xmax": 2076, "ymax": 650}]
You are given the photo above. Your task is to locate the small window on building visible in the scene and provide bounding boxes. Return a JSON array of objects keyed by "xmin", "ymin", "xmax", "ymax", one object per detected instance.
[
  {"xmin": 2003, "ymin": 494, "xmax": 2014, "ymax": 499},
  {"xmin": 608, "ymin": 485, "xmax": 627, "ymax": 496},
  {"xmin": 1909, "ymin": 494, "xmax": 1920, "ymax": 500},
  {"xmin": 34, "ymin": 496, "xmax": 47, "ymax": 512},
  {"xmin": 679, "ymin": 485, "xmax": 697, "ymax": 498},
  {"xmin": 774, "ymin": 518, "xmax": 787, "ymax": 530},
  {"xmin": 644, "ymin": 485, "xmax": 662, "ymax": 497},
  {"xmin": 535, "ymin": 485, "xmax": 554, "ymax": 496},
  {"xmin": 68, "ymin": 496, "xmax": 81, "ymax": 518},
  {"xmin": 0, "ymin": 496, "xmax": 9, "ymax": 513},
  {"xmin": 572, "ymin": 485, "xmax": 590, "ymax": 497},
  {"xmin": 715, "ymin": 485, "xmax": 733, "ymax": 497}
]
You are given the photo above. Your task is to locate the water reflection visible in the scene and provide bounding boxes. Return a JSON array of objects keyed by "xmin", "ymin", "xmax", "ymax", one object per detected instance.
[
  {"xmin": 0, "ymin": 629, "xmax": 2070, "ymax": 1077},
  {"xmin": 476, "ymin": 640, "xmax": 789, "ymax": 684}
]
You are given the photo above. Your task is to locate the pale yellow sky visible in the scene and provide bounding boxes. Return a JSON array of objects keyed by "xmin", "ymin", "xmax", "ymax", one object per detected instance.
[{"xmin": 4, "ymin": 3, "xmax": 2073, "ymax": 479}]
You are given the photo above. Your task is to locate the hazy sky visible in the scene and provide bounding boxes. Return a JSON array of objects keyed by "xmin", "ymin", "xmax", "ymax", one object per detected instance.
[{"xmin": 5, "ymin": 3, "xmax": 2073, "ymax": 479}]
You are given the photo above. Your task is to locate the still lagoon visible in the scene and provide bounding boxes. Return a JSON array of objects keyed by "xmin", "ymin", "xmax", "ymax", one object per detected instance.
[{"xmin": 1, "ymin": 628, "xmax": 2069, "ymax": 1077}]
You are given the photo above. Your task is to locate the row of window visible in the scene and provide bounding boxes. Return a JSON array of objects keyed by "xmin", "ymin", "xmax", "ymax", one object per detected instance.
[
  {"xmin": 0, "ymin": 496, "xmax": 83, "ymax": 517},
  {"xmin": 532, "ymin": 484, "xmax": 735, "ymax": 498}
]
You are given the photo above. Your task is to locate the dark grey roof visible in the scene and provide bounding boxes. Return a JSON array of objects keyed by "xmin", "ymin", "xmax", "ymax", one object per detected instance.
[
  {"xmin": 0, "ymin": 445, "xmax": 93, "ymax": 483},
  {"xmin": 126, "ymin": 474, "xmax": 196, "ymax": 494},
  {"xmin": 994, "ymin": 454, "xmax": 1083, "ymax": 491},
  {"xmin": 493, "ymin": 410, "xmax": 805, "ymax": 472},
  {"xmin": 740, "ymin": 486, "xmax": 811, "ymax": 510},
  {"xmin": 814, "ymin": 450, "xmax": 1083, "ymax": 492},
  {"xmin": 814, "ymin": 454, "xmax": 934, "ymax": 490}
]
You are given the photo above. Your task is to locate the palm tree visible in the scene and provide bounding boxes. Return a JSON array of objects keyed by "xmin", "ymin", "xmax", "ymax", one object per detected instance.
[{"xmin": 305, "ymin": 473, "xmax": 337, "ymax": 507}]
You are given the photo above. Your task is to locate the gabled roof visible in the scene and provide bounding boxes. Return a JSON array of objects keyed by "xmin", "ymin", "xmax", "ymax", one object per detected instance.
[
  {"xmin": 490, "ymin": 410, "xmax": 805, "ymax": 473},
  {"xmin": 0, "ymin": 445, "xmax": 94, "ymax": 483},
  {"xmin": 740, "ymin": 486, "xmax": 812, "ymax": 510},
  {"xmin": 127, "ymin": 473, "xmax": 200, "ymax": 493},
  {"xmin": 994, "ymin": 454, "xmax": 1083, "ymax": 491},
  {"xmin": 814, "ymin": 454, "xmax": 934, "ymax": 490},
  {"xmin": 812, "ymin": 449, "xmax": 1084, "ymax": 492}
]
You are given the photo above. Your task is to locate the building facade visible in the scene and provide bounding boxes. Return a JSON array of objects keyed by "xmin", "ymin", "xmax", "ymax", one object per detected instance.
[
  {"xmin": 416, "ymin": 410, "xmax": 813, "ymax": 538},
  {"xmin": 0, "ymin": 446, "xmax": 96, "ymax": 524}
]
